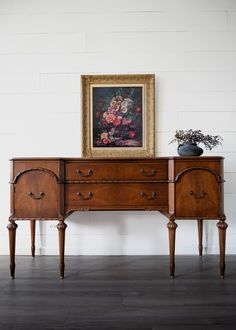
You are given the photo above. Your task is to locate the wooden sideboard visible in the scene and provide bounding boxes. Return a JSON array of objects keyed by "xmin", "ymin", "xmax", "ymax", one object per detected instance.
[{"xmin": 8, "ymin": 157, "xmax": 227, "ymax": 279}]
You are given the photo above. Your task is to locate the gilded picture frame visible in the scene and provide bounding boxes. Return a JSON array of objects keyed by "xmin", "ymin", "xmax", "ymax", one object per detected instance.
[{"xmin": 81, "ymin": 74, "xmax": 155, "ymax": 158}]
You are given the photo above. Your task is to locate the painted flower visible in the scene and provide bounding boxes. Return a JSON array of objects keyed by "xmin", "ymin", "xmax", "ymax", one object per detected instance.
[
  {"xmin": 113, "ymin": 118, "xmax": 121, "ymax": 127},
  {"xmin": 101, "ymin": 132, "xmax": 108, "ymax": 140},
  {"xmin": 124, "ymin": 98, "xmax": 133, "ymax": 108},
  {"xmin": 128, "ymin": 131, "xmax": 135, "ymax": 139},
  {"xmin": 121, "ymin": 106, "xmax": 127, "ymax": 113},
  {"xmin": 110, "ymin": 97, "xmax": 117, "ymax": 107},
  {"xmin": 105, "ymin": 113, "xmax": 116, "ymax": 124},
  {"xmin": 109, "ymin": 127, "xmax": 115, "ymax": 135},
  {"xmin": 122, "ymin": 118, "xmax": 132, "ymax": 125},
  {"xmin": 110, "ymin": 98, "xmax": 120, "ymax": 111},
  {"xmin": 135, "ymin": 107, "xmax": 141, "ymax": 113},
  {"xmin": 102, "ymin": 138, "xmax": 111, "ymax": 144}
]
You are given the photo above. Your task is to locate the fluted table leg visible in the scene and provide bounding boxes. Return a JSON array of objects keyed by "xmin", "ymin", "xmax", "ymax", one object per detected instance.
[
  {"xmin": 30, "ymin": 220, "xmax": 36, "ymax": 257},
  {"xmin": 217, "ymin": 219, "xmax": 228, "ymax": 279},
  {"xmin": 167, "ymin": 219, "xmax": 178, "ymax": 279},
  {"xmin": 57, "ymin": 220, "xmax": 67, "ymax": 279},
  {"xmin": 197, "ymin": 219, "xmax": 203, "ymax": 257},
  {"xmin": 7, "ymin": 220, "xmax": 18, "ymax": 279}
]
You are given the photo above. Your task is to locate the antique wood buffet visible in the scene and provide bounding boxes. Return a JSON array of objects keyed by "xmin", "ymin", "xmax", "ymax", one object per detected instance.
[{"xmin": 8, "ymin": 156, "xmax": 227, "ymax": 279}]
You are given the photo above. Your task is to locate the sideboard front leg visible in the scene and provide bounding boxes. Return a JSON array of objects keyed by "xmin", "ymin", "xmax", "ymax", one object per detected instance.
[
  {"xmin": 197, "ymin": 219, "xmax": 203, "ymax": 257},
  {"xmin": 57, "ymin": 221, "xmax": 67, "ymax": 279},
  {"xmin": 167, "ymin": 219, "xmax": 178, "ymax": 279},
  {"xmin": 7, "ymin": 220, "xmax": 18, "ymax": 279},
  {"xmin": 217, "ymin": 219, "xmax": 228, "ymax": 279},
  {"xmin": 30, "ymin": 220, "xmax": 36, "ymax": 257}
]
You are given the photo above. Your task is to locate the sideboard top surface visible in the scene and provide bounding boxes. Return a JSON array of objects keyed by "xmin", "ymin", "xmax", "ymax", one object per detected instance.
[{"xmin": 10, "ymin": 156, "xmax": 224, "ymax": 161}]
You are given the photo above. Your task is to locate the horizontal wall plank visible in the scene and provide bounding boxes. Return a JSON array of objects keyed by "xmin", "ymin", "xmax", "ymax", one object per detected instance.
[
  {"xmin": 178, "ymin": 111, "xmax": 236, "ymax": 131},
  {"xmin": 0, "ymin": 73, "xmax": 39, "ymax": 93},
  {"xmin": 0, "ymin": 94, "xmax": 80, "ymax": 114},
  {"xmin": 0, "ymin": 33, "xmax": 86, "ymax": 54},
  {"xmin": 0, "ymin": 12, "xmax": 227, "ymax": 34},
  {"xmin": 87, "ymin": 31, "xmax": 236, "ymax": 53},
  {"xmin": 1, "ymin": 0, "xmax": 236, "ymax": 14}
]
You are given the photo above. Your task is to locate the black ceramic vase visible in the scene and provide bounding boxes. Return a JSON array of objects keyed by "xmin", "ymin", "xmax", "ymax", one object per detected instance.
[{"xmin": 177, "ymin": 143, "xmax": 203, "ymax": 156}]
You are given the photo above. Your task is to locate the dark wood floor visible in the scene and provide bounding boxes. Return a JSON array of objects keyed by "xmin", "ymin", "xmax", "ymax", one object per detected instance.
[{"xmin": 0, "ymin": 255, "xmax": 236, "ymax": 330}]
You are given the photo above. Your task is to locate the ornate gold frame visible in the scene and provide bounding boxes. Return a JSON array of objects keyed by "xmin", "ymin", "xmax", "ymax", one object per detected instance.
[{"xmin": 81, "ymin": 74, "xmax": 155, "ymax": 158}]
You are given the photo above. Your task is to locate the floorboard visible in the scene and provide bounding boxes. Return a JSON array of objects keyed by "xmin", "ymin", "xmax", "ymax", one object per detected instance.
[{"xmin": 0, "ymin": 255, "xmax": 236, "ymax": 329}]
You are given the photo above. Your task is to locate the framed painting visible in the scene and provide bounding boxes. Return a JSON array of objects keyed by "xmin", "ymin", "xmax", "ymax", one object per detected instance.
[{"xmin": 81, "ymin": 74, "xmax": 155, "ymax": 158}]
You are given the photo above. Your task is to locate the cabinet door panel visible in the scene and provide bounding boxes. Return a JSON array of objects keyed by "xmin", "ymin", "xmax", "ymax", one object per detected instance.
[
  {"xmin": 175, "ymin": 169, "xmax": 220, "ymax": 218},
  {"xmin": 14, "ymin": 170, "xmax": 58, "ymax": 218}
]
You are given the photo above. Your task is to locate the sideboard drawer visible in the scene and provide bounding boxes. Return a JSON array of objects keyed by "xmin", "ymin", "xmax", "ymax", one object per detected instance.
[
  {"xmin": 65, "ymin": 161, "xmax": 168, "ymax": 181},
  {"xmin": 66, "ymin": 183, "xmax": 168, "ymax": 210}
]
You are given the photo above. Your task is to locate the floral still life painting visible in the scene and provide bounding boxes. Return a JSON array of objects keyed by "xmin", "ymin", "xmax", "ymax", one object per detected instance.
[
  {"xmin": 92, "ymin": 87, "xmax": 143, "ymax": 148},
  {"xmin": 81, "ymin": 74, "xmax": 155, "ymax": 158}
]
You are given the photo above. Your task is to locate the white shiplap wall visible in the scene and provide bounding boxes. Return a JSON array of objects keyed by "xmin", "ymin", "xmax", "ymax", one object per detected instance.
[{"xmin": 0, "ymin": 0, "xmax": 235, "ymax": 255}]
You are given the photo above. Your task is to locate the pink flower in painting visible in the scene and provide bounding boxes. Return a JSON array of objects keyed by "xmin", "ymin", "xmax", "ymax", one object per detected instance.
[
  {"xmin": 105, "ymin": 113, "xmax": 116, "ymax": 124},
  {"xmin": 113, "ymin": 118, "xmax": 122, "ymax": 127},
  {"xmin": 128, "ymin": 131, "xmax": 135, "ymax": 139},
  {"xmin": 101, "ymin": 132, "xmax": 108, "ymax": 140},
  {"xmin": 102, "ymin": 138, "xmax": 111, "ymax": 144},
  {"xmin": 110, "ymin": 97, "xmax": 117, "ymax": 107},
  {"xmin": 110, "ymin": 98, "xmax": 120, "ymax": 111},
  {"xmin": 107, "ymin": 106, "xmax": 119, "ymax": 114},
  {"xmin": 122, "ymin": 118, "xmax": 132, "ymax": 125},
  {"xmin": 135, "ymin": 107, "xmax": 141, "ymax": 113}
]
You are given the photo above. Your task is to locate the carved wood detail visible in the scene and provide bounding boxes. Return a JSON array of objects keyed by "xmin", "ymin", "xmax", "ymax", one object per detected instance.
[
  {"xmin": 11, "ymin": 167, "xmax": 59, "ymax": 184},
  {"xmin": 174, "ymin": 167, "xmax": 223, "ymax": 183}
]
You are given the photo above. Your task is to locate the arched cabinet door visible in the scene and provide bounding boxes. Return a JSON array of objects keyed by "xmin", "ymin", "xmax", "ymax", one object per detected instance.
[
  {"xmin": 14, "ymin": 169, "xmax": 58, "ymax": 219},
  {"xmin": 175, "ymin": 169, "xmax": 222, "ymax": 218}
]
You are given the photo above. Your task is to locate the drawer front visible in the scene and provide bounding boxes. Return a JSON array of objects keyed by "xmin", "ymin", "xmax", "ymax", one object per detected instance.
[
  {"xmin": 66, "ymin": 183, "xmax": 168, "ymax": 210},
  {"xmin": 14, "ymin": 170, "xmax": 58, "ymax": 218},
  {"xmin": 65, "ymin": 161, "xmax": 168, "ymax": 181}
]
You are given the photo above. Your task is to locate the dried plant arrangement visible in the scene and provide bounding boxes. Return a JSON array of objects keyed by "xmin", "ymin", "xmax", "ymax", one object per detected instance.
[{"xmin": 170, "ymin": 129, "xmax": 223, "ymax": 156}]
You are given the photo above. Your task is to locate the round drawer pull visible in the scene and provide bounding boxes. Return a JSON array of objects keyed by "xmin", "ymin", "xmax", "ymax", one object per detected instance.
[
  {"xmin": 76, "ymin": 192, "xmax": 93, "ymax": 200},
  {"xmin": 140, "ymin": 169, "xmax": 157, "ymax": 177},
  {"xmin": 76, "ymin": 169, "xmax": 93, "ymax": 177},
  {"xmin": 28, "ymin": 191, "xmax": 45, "ymax": 200},
  {"xmin": 139, "ymin": 192, "xmax": 157, "ymax": 200}
]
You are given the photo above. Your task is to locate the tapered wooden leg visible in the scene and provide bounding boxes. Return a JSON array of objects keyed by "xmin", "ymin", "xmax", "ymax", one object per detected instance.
[
  {"xmin": 57, "ymin": 221, "xmax": 67, "ymax": 279},
  {"xmin": 7, "ymin": 221, "xmax": 18, "ymax": 279},
  {"xmin": 217, "ymin": 219, "xmax": 228, "ymax": 279},
  {"xmin": 167, "ymin": 220, "xmax": 178, "ymax": 279},
  {"xmin": 30, "ymin": 220, "xmax": 36, "ymax": 257},
  {"xmin": 197, "ymin": 219, "xmax": 203, "ymax": 257}
]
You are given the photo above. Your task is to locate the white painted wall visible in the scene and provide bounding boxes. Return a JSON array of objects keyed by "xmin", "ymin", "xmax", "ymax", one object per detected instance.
[{"xmin": 0, "ymin": 0, "xmax": 235, "ymax": 256}]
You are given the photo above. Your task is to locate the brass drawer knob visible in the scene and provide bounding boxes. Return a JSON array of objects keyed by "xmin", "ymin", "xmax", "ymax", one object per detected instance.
[
  {"xmin": 28, "ymin": 191, "xmax": 45, "ymax": 200},
  {"xmin": 140, "ymin": 169, "xmax": 157, "ymax": 177},
  {"xmin": 189, "ymin": 190, "xmax": 207, "ymax": 199},
  {"xmin": 139, "ymin": 192, "xmax": 157, "ymax": 200},
  {"xmin": 76, "ymin": 192, "xmax": 93, "ymax": 200},
  {"xmin": 76, "ymin": 169, "xmax": 93, "ymax": 177}
]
